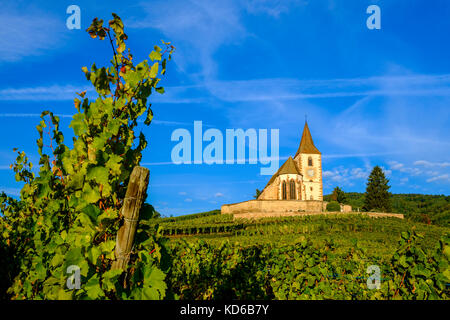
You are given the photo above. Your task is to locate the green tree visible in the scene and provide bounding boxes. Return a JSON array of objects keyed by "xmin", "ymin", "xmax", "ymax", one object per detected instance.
[
  {"xmin": 254, "ymin": 189, "xmax": 262, "ymax": 199},
  {"xmin": 331, "ymin": 187, "xmax": 347, "ymax": 204},
  {"xmin": 363, "ymin": 166, "xmax": 392, "ymax": 212}
]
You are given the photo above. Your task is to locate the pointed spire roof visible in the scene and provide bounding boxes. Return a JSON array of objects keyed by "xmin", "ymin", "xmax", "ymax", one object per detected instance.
[
  {"xmin": 262, "ymin": 156, "xmax": 301, "ymax": 191},
  {"xmin": 295, "ymin": 121, "xmax": 321, "ymax": 156}
]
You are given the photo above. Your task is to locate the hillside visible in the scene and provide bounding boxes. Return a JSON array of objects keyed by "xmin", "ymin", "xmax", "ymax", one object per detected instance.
[
  {"xmin": 151, "ymin": 210, "xmax": 448, "ymax": 258},
  {"xmin": 323, "ymin": 193, "xmax": 450, "ymax": 227},
  {"xmin": 152, "ymin": 209, "xmax": 449, "ymax": 300}
]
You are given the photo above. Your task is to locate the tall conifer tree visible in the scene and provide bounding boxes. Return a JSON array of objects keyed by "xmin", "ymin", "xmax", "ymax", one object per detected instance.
[{"xmin": 363, "ymin": 166, "xmax": 392, "ymax": 212}]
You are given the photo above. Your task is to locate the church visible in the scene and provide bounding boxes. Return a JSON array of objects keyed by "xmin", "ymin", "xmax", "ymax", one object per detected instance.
[
  {"xmin": 221, "ymin": 122, "xmax": 332, "ymax": 217},
  {"xmin": 257, "ymin": 121, "xmax": 323, "ymax": 201}
]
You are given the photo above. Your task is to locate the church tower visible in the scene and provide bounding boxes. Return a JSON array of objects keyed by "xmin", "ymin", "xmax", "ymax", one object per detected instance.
[{"xmin": 293, "ymin": 121, "xmax": 323, "ymax": 201}]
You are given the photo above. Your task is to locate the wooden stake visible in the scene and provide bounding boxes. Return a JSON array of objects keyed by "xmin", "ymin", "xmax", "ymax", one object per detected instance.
[{"xmin": 111, "ymin": 166, "xmax": 149, "ymax": 271}]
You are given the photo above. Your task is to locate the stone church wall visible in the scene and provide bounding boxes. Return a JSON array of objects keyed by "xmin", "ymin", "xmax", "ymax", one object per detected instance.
[{"xmin": 258, "ymin": 177, "xmax": 280, "ymax": 200}]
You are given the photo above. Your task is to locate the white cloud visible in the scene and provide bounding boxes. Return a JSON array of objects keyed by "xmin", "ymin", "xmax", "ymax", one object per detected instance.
[
  {"xmin": 426, "ymin": 174, "xmax": 450, "ymax": 183},
  {"xmin": 0, "ymin": 113, "xmax": 73, "ymax": 118},
  {"xmin": 0, "ymin": 187, "xmax": 21, "ymax": 197},
  {"xmin": 178, "ymin": 191, "xmax": 187, "ymax": 195},
  {"xmin": 214, "ymin": 192, "xmax": 224, "ymax": 197},
  {"xmin": 0, "ymin": 84, "xmax": 203, "ymax": 104},
  {"xmin": 386, "ymin": 159, "xmax": 450, "ymax": 186},
  {"xmin": 388, "ymin": 161, "xmax": 404, "ymax": 170},
  {"xmin": 0, "ymin": 6, "xmax": 66, "ymax": 62},
  {"xmin": 244, "ymin": 0, "xmax": 306, "ymax": 17},
  {"xmin": 202, "ymin": 74, "xmax": 450, "ymax": 103},
  {"xmin": 388, "ymin": 161, "xmax": 422, "ymax": 175},
  {"xmin": 382, "ymin": 168, "xmax": 392, "ymax": 177},
  {"xmin": 414, "ymin": 160, "xmax": 450, "ymax": 168},
  {"xmin": 128, "ymin": 0, "xmax": 247, "ymax": 80},
  {"xmin": 323, "ymin": 166, "xmax": 370, "ymax": 187},
  {"xmin": 319, "ymin": 68, "xmax": 450, "ymax": 166},
  {"xmin": 4, "ymin": 73, "xmax": 450, "ymax": 104},
  {"xmin": 350, "ymin": 167, "xmax": 369, "ymax": 179},
  {"xmin": 425, "ymin": 170, "xmax": 440, "ymax": 177},
  {"xmin": 128, "ymin": 0, "xmax": 309, "ymax": 81},
  {"xmin": 184, "ymin": 198, "xmax": 193, "ymax": 202},
  {"xmin": 389, "ymin": 160, "xmax": 450, "ymax": 179},
  {"xmin": 414, "ymin": 160, "xmax": 431, "ymax": 167},
  {"xmin": 0, "ymin": 85, "xmax": 93, "ymax": 101}
]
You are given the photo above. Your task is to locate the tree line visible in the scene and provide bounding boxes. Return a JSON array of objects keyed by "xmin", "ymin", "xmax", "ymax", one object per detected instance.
[{"xmin": 325, "ymin": 166, "xmax": 449, "ymax": 227}]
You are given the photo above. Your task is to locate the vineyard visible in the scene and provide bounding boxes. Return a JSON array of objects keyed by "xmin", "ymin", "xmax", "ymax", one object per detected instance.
[
  {"xmin": 153, "ymin": 212, "xmax": 446, "ymax": 254},
  {"xmin": 160, "ymin": 213, "xmax": 450, "ymax": 299}
]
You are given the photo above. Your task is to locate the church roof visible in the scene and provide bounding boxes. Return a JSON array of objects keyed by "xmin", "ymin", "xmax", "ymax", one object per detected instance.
[
  {"xmin": 278, "ymin": 156, "xmax": 301, "ymax": 175},
  {"xmin": 295, "ymin": 121, "xmax": 321, "ymax": 156},
  {"xmin": 262, "ymin": 156, "xmax": 301, "ymax": 190}
]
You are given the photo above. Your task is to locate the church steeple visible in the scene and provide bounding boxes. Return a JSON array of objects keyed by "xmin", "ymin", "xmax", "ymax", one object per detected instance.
[{"xmin": 295, "ymin": 121, "xmax": 321, "ymax": 156}]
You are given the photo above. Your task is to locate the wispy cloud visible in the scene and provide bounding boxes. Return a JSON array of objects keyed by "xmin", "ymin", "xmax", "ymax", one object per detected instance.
[
  {"xmin": 3, "ymin": 74, "xmax": 449, "ymax": 102},
  {"xmin": 0, "ymin": 187, "xmax": 21, "ymax": 197},
  {"xmin": 388, "ymin": 160, "xmax": 450, "ymax": 185},
  {"xmin": 128, "ymin": 0, "xmax": 248, "ymax": 80},
  {"xmin": 0, "ymin": 85, "xmax": 93, "ymax": 101},
  {"xmin": 0, "ymin": 5, "xmax": 66, "ymax": 62},
  {"xmin": 323, "ymin": 166, "xmax": 369, "ymax": 187},
  {"xmin": 0, "ymin": 113, "xmax": 198, "ymax": 128},
  {"xmin": 0, "ymin": 113, "xmax": 74, "ymax": 118},
  {"xmin": 0, "ymin": 84, "xmax": 206, "ymax": 104},
  {"xmin": 414, "ymin": 160, "xmax": 450, "ymax": 168},
  {"xmin": 244, "ymin": 0, "xmax": 306, "ymax": 18},
  {"xmin": 426, "ymin": 174, "xmax": 450, "ymax": 183},
  {"xmin": 324, "ymin": 70, "xmax": 450, "ymax": 165},
  {"xmin": 204, "ymin": 74, "xmax": 450, "ymax": 102},
  {"xmin": 323, "ymin": 165, "xmax": 391, "ymax": 188},
  {"xmin": 387, "ymin": 161, "xmax": 423, "ymax": 176}
]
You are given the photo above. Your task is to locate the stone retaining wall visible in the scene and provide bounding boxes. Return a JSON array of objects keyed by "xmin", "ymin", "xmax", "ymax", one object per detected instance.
[
  {"xmin": 232, "ymin": 211, "xmax": 404, "ymax": 220},
  {"xmin": 221, "ymin": 199, "xmax": 326, "ymax": 215}
]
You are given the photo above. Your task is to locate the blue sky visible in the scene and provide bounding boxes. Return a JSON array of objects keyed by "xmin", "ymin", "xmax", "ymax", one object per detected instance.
[{"xmin": 0, "ymin": 0, "xmax": 449, "ymax": 216}]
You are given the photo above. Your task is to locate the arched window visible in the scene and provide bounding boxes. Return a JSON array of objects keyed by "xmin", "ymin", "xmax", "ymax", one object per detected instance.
[
  {"xmin": 308, "ymin": 156, "xmax": 313, "ymax": 166},
  {"xmin": 289, "ymin": 180, "xmax": 296, "ymax": 200},
  {"xmin": 282, "ymin": 181, "xmax": 287, "ymax": 200}
]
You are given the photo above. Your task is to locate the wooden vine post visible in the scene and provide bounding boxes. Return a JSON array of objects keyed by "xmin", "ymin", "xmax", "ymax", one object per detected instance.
[{"xmin": 111, "ymin": 166, "xmax": 149, "ymax": 270}]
